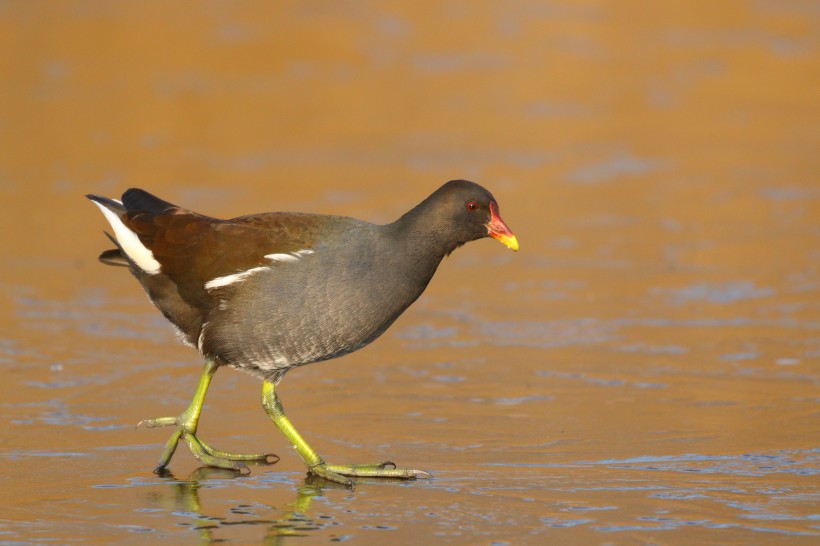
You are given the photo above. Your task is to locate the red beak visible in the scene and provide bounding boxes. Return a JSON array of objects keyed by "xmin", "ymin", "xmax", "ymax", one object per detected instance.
[{"xmin": 486, "ymin": 202, "xmax": 519, "ymax": 251}]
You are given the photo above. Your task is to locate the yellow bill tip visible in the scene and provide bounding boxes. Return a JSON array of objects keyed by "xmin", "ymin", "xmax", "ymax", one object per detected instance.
[{"xmin": 491, "ymin": 232, "xmax": 519, "ymax": 251}]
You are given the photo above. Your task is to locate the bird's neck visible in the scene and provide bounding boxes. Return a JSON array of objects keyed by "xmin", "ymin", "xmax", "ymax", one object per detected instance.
[{"xmin": 388, "ymin": 197, "xmax": 459, "ymax": 260}]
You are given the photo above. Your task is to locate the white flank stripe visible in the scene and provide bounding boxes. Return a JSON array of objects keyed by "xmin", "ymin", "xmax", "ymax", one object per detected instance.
[
  {"xmin": 265, "ymin": 249, "xmax": 314, "ymax": 263},
  {"xmin": 91, "ymin": 201, "xmax": 161, "ymax": 274},
  {"xmin": 204, "ymin": 266, "xmax": 269, "ymax": 290},
  {"xmin": 265, "ymin": 253, "xmax": 299, "ymax": 263},
  {"xmin": 204, "ymin": 249, "xmax": 313, "ymax": 291}
]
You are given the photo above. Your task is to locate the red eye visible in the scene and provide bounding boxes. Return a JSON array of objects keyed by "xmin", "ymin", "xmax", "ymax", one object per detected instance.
[{"xmin": 467, "ymin": 201, "xmax": 478, "ymax": 211}]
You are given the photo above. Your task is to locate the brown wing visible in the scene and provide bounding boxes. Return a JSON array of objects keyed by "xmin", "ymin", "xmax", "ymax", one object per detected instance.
[
  {"xmin": 121, "ymin": 189, "xmax": 326, "ymax": 287},
  {"xmin": 114, "ymin": 189, "xmax": 332, "ymax": 343}
]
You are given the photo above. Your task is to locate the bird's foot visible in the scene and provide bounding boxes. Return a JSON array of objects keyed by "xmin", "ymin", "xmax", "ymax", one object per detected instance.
[
  {"xmin": 137, "ymin": 416, "xmax": 279, "ymax": 475},
  {"xmin": 309, "ymin": 460, "xmax": 432, "ymax": 486}
]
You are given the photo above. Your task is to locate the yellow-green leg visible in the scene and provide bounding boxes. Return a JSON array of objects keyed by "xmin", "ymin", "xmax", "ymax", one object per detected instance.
[
  {"xmin": 138, "ymin": 360, "xmax": 279, "ymax": 474},
  {"xmin": 261, "ymin": 380, "xmax": 431, "ymax": 486}
]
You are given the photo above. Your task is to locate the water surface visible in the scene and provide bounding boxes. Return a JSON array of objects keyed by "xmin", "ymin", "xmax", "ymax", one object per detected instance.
[{"xmin": 0, "ymin": 1, "xmax": 817, "ymax": 544}]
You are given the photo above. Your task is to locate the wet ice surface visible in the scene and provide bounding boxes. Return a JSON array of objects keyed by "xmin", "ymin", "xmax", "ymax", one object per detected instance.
[
  {"xmin": 2, "ymin": 450, "xmax": 818, "ymax": 544},
  {"xmin": 1, "ymin": 1, "xmax": 819, "ymax": 545},
  {"xmin": 2, "ymin": 278, "xmax": 817, "ymax": 544}
]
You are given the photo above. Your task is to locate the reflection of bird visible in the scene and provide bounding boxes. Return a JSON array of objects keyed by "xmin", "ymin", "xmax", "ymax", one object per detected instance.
[
  {"xmin": 147, "ymin": 468, "xmax": 331, "ymax": 544},
  {"xmin": 87, "ymin": 180, "xmax": 518, "ymax": 485}
]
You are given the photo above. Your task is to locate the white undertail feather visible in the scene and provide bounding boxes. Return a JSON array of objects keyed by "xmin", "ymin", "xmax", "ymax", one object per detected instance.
[{"xmin": 91, "ymin": 200, "xmax": 161, "ymax": 274}]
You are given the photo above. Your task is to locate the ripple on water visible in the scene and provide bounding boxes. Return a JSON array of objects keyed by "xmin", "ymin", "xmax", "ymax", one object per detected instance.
[
  {"xmin": 650, "ymin": 281, "xmax": 775, "ymax": 305},
  {"xmin": 493, "ymin": 395, "xmax": 554, "ymax": 405},
  {"xmin": 578, "ymin": 450, "xmax": 820, "ymax": 477}
]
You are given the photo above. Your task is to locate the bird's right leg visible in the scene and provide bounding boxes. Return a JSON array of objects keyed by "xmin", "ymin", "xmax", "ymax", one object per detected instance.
[
  {"xmin": 261, "ymin": 380, "xmax": 430, "ymax": 486},
  {"xmin": 138, "ymin": 360, "xmax": 279, "ymax": 474}
]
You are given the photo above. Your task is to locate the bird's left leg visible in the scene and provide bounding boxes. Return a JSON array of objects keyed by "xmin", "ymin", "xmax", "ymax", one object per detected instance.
[{"xmin": 139, "ymin": 360, "xmax": 279, "ymax": 474}]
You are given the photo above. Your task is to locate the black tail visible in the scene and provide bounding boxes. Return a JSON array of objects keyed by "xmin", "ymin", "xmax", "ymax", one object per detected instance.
[
  {"xmin": 86, "ymin": 193, "xmax": 126, "ymax": 214},
  {"xmin": 121, "ymin": 188, "xmax": 178, "ymax": 214}
]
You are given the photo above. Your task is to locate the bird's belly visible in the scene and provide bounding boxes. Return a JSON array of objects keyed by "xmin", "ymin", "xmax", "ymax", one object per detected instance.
[{"xmin": 204, "ymin": 267, "xmax": 419, "ymax": 377}]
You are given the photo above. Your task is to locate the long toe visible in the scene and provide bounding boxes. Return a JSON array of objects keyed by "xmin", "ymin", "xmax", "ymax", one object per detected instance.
[
  {"xmin": 322, "ymin": 462, "xmax": 432, "ymax": 480},
  {"xmin": 309, "ymin": 464, "xmax": 354, "ymax": 487},
  {"xmin": 196, "ymin": 437, "xmax": 279, "ymax": 464},
  {"xmin": 139, "ymin": 415, "xmax": 278, "ymax": 474},
  {"xmin": 182, "ymin": 433, "xmax": 278, "ymax": 473}
]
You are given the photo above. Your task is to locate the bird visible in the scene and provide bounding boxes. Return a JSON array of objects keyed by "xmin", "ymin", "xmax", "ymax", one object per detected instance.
[{"xmin": 87, "ymin": 179, "xmax": 518, "ymax": 485}]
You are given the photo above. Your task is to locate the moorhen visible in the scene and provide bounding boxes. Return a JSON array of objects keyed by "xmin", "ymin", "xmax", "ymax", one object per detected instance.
[{"xmin": 87, "ymin": 179, "xmax": 518, "ymax": 485}]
